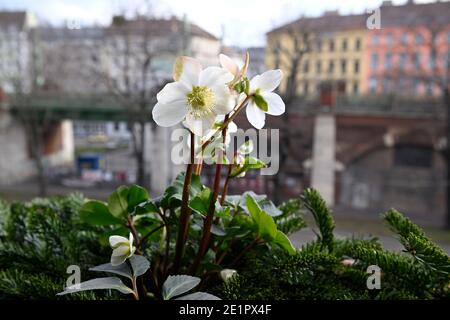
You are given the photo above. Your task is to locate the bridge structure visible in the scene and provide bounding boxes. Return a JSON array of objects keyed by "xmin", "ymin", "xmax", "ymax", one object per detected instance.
[{"xmin": 2, "ymin": 92, "xmax": 449, "ymax": 226}]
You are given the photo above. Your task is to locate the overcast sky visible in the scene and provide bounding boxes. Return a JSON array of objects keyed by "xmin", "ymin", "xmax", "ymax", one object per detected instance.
[{"xmin": 0, "ymin": 0, "xmax": 439, "ymax": 46}]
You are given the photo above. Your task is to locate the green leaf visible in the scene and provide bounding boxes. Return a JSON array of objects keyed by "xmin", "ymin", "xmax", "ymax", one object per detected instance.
[
  {"xmin": 176, "ymin": 292, "xmax": 221, "ymax": 300},
  {"xmin": 230, "ymin": 157, "xmax": 266, "ymax": 178},
  {"xmin": 211, "ymin": 224, "xmax": 226, "ymax": 236},
  {"xmin": 162, "ymin": 275, "xmax": 201, "ymax": 300},
  {"xmin": 245, "ymin": 195, "xmax": 277, "ymax": 240},
  {"xmin": 273, "ymin": 230, "xmax": 296, "ymax": 255},
  {"xmin": 56, "ymin": 277, "xmax": 134, "ymax": 296},
  {"xmin": 161, "ymin": 172, "xmax": 203, "ymax": 209},
  {"xmin": 80, "ymin": 200, "xmax": 123, "ymax": 225},
  {"xmin": 253, "ymin": 94, "xmax": 268, "ymax": 112},
  {"xmin": 129, "ymin": 255, "xmax": 151, "ymax": 277},
  {"xmin": 108, "ymin": 186, "xmax": 130, "ymax": 219},
  {"xmin": 127, "ymin": 185, "xmax": 149, "ymax": 210},
  {"xmin": 188, "ymin": 188, "xmax": 212, "ymax": 216},
  {"xmin": 89, "ymin": 262, "xmax": 132, "ymax": 279},
  {"xmin": 107, "ymin": 185, "xmax": 149, "ymax": 219}
]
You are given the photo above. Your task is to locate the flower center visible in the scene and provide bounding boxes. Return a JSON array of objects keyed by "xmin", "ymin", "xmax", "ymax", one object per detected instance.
[{"xmin": 187, "ymin": 86, "xmax": 215, "ymax": 118}]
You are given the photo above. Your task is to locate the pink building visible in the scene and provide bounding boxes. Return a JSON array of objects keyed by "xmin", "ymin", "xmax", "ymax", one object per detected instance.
[{"xmin": 362, "ymin": 1, "xmax": 450, "ymax": 97}]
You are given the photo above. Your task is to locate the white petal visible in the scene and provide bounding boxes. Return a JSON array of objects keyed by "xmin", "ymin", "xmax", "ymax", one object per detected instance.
[
  {"xmin": 213, "ymin": 86, "xmax": 234, "ymax": 114},
  {"xmin": 178, "ymin": 56, "xmax": 202, "ymax": 87},
  {"xmin": 111, "ymin": 254, "xmax": 127, "ymax": 266},
  {"xmin": 199, "ymin": 67, "xmax": 233, "ymax": 88},
  {"xmin": 109, "ymin": 235, "xmax": 128, "ymax": 248},
  {"xmin": 254, "ymin": 69, "xmax": 283, "ymax": 92},
  {"xmin": 156, "ymin": 82, "xmax": 189, "ymax": 104},
  {"xmin": 262, "ymin": 92, "xmax": 285, "ymax": 116},
  {"xmin": 186, "ymin": 113, "xmax": 216, "ymax": 136},
  {"xmin": 112, "ymin": 245, "xmax": 130, "ymax": 257},
  {"xmin": 219, "ymin": 54, "xmax": 239, "ymax": 76},
  {"xmin": 249, "ymin": 74, "xmax": 261, "ymax": 94},
  {"xmin": 246, "ymin": 102, "xmax": 265, "ymax": 129},
  {"xmin": 152, "ymin": 101, "xmax": 188, "ymax": 127},
  {"xmin": 227, "ymin": 121, "xmax": 238, "ymax": 133},
  {"xmin": 128, "ymin": 232, "xmax": 134, "ymax": 246}
]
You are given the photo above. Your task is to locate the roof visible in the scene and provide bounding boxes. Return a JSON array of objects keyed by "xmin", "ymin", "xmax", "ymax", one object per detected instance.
[
  {"xmin": 106, "ymin": 17, "xmax": 218, "ymax": 40},
  {"xmin": 0, "ymin": 11, "xmax": 27, "ymax": 31},
  {"xmin": 267, "ymin": 1, "xmax": 450, "ymax": 35}
]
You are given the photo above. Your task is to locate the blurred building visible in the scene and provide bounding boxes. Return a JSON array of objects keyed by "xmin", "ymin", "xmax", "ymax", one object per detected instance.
[
  {"xmin": 266, "ymin": 0, "xmax": 450, "ymax": 98},
  {"xmin": 264, "ymin": 1, "xmax": 449, "ymax": 226},
  {"xmin": 0, "ymin": 11, "xmax": 38, "ymax": 93}
]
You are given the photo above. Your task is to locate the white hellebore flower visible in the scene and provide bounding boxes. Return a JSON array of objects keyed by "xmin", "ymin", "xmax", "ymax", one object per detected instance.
[
  {"xmin": 245, "ymin": 69, "xmax": 285, "ymax": 129},
  {"xmin": 220, "ymin": 269, "xmax": 238, "ymax": 282},
  {"xmin": 152, "ymin": 56, "xmax": 234, "ymax": 136},
  {"xmin": 109, "ymin": 233, "xmax": 136, "ymax": 266}
]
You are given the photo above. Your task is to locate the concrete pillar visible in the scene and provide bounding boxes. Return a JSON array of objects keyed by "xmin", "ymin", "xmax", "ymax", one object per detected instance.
[
  {"xmin": 146, "ymin": 125, "xmax": 174, "ymax": 195},
  {"xmin": 311, "ymin": 113, "xmax": 336, "ymax": 206}
]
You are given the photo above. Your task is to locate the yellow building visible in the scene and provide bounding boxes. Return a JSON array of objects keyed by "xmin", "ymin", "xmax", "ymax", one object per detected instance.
[{"xmin": 266, "ymin": 12, "xmax": 368, "ymax": 97}]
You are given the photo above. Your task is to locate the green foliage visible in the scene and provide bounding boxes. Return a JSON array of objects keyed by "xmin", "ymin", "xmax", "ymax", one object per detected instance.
[
  {"xmin": 301, "ymin": 188, "xmax": 335, "ymax": 252},
  {"xmin": 0, "ymin": 194, "xmax": 112, "ymax": 300},
  {"xmin": 275, "ymin": 198, "xmax": 306, "ymax": 235},
  {"xmin": 218, "ymin": 189, "xmax": 450, "ymax": 300},
  {"xmin": 383, "ymin": 209, "xmax": 450, "ymax": 275}
]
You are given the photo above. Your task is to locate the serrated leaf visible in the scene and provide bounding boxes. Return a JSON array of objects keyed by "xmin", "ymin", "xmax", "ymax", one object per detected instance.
[
  {"xmin": 162, "ymin": 275, "xmax": 201, "ymax": 300},
  {"xmin": 56, "ymin": 277, "xmax": 134, "ymax": 296},
  {"xmin": 176, "ymin": 292, "xmax": 221, "ymax": 300},
  {"xmin": 189, "ymin": 188, "xmax": 212, "ymax": 216},
  {"xmin": 80, "ymin": 200, "xmax": 122, "ymax": 225},
  {"xmin": 89, "ymin": 262, "xmax": 132, "ymax": 279},
  {"xmin": 129, "ymin": 255, "xmax": 150, "ymax": 277}
]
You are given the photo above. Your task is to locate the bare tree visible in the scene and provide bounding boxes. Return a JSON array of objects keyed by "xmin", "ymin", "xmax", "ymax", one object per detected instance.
[
  {"xmin": 0, "ymin": 28, "xmax": 49, "ymax": 196},
  {"xmin": 269, "ymin": 27, "xmax": 317, "ymax": 203},
  {"xmin": 93, "ymin": 11, "xmax": 190, "ymax": 188}
]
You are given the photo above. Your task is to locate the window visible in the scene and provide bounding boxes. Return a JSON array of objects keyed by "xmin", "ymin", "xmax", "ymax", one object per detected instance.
[
  {"xmin": 386, "ymin": 33, "xmax": 394, "ymax": 45},
  {"xmin": 394, "ymin": 146, "xmax": 432, "ymax": 168},
  {"xmin": 426, "ymin": 82, "xmax": 433, "ymax": 96},
  {"xmin": 384, "ymin": 53, "xmax": 392, "ymax": 69},
  {"xmin": 400, "ymin": 33, "xmax": 408, "ymax": 45},
  {"xmin": 329, "ymin": 39, "xmax": 335, "ymax": 52},
  {"xmin": 114, "ymin": 122, "xmax": 120, "ymax": 131},
  {"xmin": 341, "ymin": 59, "xmax": 347, "ymax": 74},
  {"xmin": 303, "ymin": 82, "xmax": 309, "ymax": 94},
  {"xmin": 342, "ymin": 39, "xmax": 348, "ymax": 51},
  {"xmin": 317, "ymin": 40, "xmax": 322, "ymax": 52},
  {"xmin": 413, "ymin": 53, "xmax": 421, "ymax": 68},
  {"xmin": 372, "ymin": 35, "xmax": 380, "ymax": 45},
  {"xmin": 415, "ymin": 32, "xmax": 423, "ymax": 44},
  {"xmin": 429, "ymin": 52, "xmax": 436, "ymax": 69},
  {"xmin": 370, "ymin": 53, "xmax": 379, "ymax": 69},
  {"xmin": 355, "ymin": 38, "xmax": 361, "ymax": 50},
  {"xmin": 369, "ymin": 76, "xmax": 377, "ymax": 93},
  {"xmin": 303, "ymin": 60, "xmax": 309, "ymax": 73},
  {"xmin": 382, "ymin": 77, "xmax": 390, "ymax": 93},
  {"xmin": 354, "ymin": 60, "xmax": 360, "ymax": 74},
  {"xmin": 328, "ymin": 60, "xmax": 334, "ymax": 74},
  {"xmin": 399, "ymin": 53, "xmax": 407, "ymax": 69},
  {"xmin": 316, "ymin": 60, "xmax": 322, "ymax": 73},
  {"xmin": 353, "ymin": 82, "xmax": 359, "ymax": 94}
]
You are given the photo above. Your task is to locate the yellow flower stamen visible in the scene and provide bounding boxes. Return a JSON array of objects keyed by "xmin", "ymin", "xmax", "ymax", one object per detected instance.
[{"xmin": 187, "ymin": 86, "xmax": 215, "ymax": 118}]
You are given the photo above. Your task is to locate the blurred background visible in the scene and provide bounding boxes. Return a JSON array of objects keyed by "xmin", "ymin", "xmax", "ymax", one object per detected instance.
[{"xmin": 0, "ymin": 0, "xmax": 449, "ymax": 248}]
